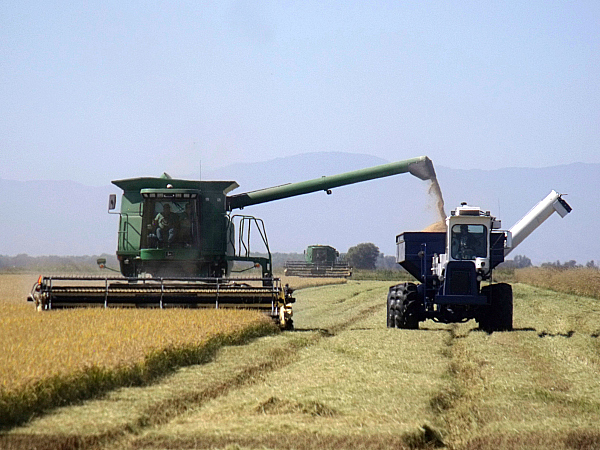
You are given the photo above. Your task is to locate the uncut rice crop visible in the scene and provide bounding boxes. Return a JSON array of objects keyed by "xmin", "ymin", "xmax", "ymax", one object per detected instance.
[
  {"xmin": 514, "ymin": 267, "xmax": 600, "ymax": 299},
  {"xmin": 0, "ymin": 307, "xmax": 272, "ymax": 395},
  {"xmin": 0, "ymin": 273, "xmax": 334, "ymax": 397},
  {"xmin": 0, "ymin": 274, "xmax": 276, "ymax": 421}
]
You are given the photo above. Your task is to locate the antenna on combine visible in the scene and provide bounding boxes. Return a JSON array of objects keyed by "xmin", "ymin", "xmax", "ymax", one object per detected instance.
[{"xmin": 197, "ymin": 141, "xmax": 201, "ymax": 181}]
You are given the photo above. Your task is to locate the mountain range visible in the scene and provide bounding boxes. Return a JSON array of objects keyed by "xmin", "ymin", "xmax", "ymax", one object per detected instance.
[{"xmin": 1, "ymin": 152, "xmax": 596, "ymax": 266}]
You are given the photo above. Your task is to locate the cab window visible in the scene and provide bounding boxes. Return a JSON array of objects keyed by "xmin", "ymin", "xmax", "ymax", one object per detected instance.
[
  {"xmin": 450, "ymin": 224, "xmax": 487, "ymax": 260},
  {"xmin": 142, "ymin": 199, "xmax": 198, "ymax": 249}
]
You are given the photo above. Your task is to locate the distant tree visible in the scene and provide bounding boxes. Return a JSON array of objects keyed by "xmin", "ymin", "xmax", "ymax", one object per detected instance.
[
  {"xmin": 513, "ymin": 255, "xmax": 532, "ymax": 268},
  {"xmin": 499, "ymin": 254, "xmax": 532, "ymax": 269},
  {"xmin": 541, "ymin": 260, "xmax": 560, "ymax": 268},
  {"xmin": 586, "ymin": 260, "xmax": 597, "ymax": 269},
  {"xmin": 541, "ymin": 259, "xmax": 580, "ymax": 269},
  {"xmin": 376, "ymin": 254, "xmax": 403, "ymax": 270},
  {"xmin": 346, "ymin": 243, "xmax": 380, "ymax": 270}
]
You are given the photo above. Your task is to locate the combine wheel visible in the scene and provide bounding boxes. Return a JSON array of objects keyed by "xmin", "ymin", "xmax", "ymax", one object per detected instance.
[
  {"xmin": 284, "ymin": 318, "xmax": 294, "ymax": 331},
  {"xmin": 480, "ymin": 283, "xmax": 513, "ymax": 332},
  {"xmin": 119, "ymin": 261, "xmax": 138, "ymax": 278}
]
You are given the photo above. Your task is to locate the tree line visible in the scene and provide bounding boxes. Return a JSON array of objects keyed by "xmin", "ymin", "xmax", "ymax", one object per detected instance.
[
  {"xmin": 0, "ymin": 254, "xmax": 118, "ymax": 273},
  {"xmin": 1, "ymin": 247, "xmax": 597, "ymax": 273}
]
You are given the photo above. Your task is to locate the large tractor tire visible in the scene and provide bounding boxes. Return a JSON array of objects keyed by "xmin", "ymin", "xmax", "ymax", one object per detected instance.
[
  {"xmin": 480, "ymin": 283, "xmax": 513, "ymax": 332},
  {"xmin": 394, "ymin": 282, "xmax": 421, "ymax": 330},
  {"xmin": 387, "ymin": 285, "xmax": 398, "ymax": 328}
]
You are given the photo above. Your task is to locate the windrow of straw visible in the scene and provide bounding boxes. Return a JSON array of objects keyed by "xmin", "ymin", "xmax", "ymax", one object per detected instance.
[{"xmin": 513, "ymin": 267, "xmax": 600, "ymax": 300}]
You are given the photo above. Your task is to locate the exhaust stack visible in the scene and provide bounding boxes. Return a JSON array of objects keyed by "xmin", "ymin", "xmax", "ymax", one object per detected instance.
[{"xmin": 505, "ymin": 190, "xmax": 572, "ymax": 256}]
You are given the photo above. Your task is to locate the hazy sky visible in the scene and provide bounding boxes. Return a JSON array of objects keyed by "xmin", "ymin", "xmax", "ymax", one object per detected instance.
[{"xmin": 2, "ymin": 1, "xmax": 598, "ymax": 186}]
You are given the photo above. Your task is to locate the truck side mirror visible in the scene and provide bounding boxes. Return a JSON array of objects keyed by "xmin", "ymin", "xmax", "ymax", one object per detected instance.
[
  {"xmin": 108, "ymin": 194, "xmax": 117, "ymax": 211},
  {"xmin": 505, "ymin": 231, "xmax": 512, "ymax": 249}
]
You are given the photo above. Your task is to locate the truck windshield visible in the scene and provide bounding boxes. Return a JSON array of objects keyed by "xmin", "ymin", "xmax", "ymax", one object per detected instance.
[
  {"xmin": 451, "ymin": 224, "xmax": 487, "ymax": 260},
  {"xmin": 142, "ymin": 199, "xmax": 198, "ymax": 249}
]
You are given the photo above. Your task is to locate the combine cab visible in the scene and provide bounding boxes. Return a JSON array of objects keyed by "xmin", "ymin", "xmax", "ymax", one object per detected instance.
[
  {"xmin": 284, "ymin": 245, "xmax": 352, "ymax": 278},
  {"xmin": 28, "ymin": 156, "xmax": 440, "ymax": 329}
]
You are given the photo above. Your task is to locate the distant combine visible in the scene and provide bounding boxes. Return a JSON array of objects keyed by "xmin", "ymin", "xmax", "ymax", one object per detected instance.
[{"xmin": 284, "ymin": 245, "xmax": 352, "ymax": 278}]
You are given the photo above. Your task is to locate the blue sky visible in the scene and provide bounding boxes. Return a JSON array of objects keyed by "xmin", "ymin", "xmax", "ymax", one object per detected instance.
[{"xmin": 1, "ymin": 1, "xmax": 598, "ymax": 186}]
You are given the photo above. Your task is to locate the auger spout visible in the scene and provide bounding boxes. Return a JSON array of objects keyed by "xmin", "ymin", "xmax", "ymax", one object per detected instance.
[
  {"xmin": 504, "ymin": 190, "xmax": 572, "ymax": 256},
  {"xmin": 226, "ymin": 156, "xmax": 434, "ymax": 210}
]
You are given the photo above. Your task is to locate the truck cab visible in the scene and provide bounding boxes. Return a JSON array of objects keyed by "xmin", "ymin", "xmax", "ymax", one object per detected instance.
[
  {"xmin": 390, "ymin": 192, "xmax": 571, "ymax": 331},
  {"xmin": 432, "ymin": 203, "xmax": 504, "ymax": 286}
]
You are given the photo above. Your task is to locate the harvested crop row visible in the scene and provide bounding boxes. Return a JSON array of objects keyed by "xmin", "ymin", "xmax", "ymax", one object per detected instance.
[{"xmin": 429, "ymin": 283, "xmax": 600, "ymax": 449}]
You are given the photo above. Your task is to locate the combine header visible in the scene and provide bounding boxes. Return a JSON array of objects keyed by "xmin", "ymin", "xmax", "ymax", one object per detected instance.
[
  {"xmin": 284, "ymin": 245, "xmax": 352, "ymax": 278},
  {"xmin": 29, "ymin": 156, "xmax": 438, "ymax": 329}
]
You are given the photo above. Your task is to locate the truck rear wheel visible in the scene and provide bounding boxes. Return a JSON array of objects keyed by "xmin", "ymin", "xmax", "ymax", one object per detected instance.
[
  {"xmin": 387, "ymin": 285, "xmax": 400, "ymax": 328},
  {"xmin": 394, "ymin": 283, "xmax": 421, "ymax": 330},
  {"xmin": 480, "ymin": 283, "xmax": 513, "ymax": 332},
  {"xmin": 387, "ymin": 287, "xmax": 395, "ymax": 328}
]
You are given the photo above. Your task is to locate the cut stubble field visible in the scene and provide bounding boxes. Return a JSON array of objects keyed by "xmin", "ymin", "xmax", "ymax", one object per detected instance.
[{"xmin": 1, "ymin": 274, "xmax": 600, "ymax": 449}]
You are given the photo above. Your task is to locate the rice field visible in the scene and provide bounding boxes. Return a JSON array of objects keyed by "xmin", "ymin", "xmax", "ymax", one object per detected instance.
[
  {"xmin": 513, "ymin": 267, "xmax": 600, "ymax": 300},
  {"xmin": 0, "ymin": 274, "xmax": 274, "ymax": 428},
  {"xmin": 3, "ymin": 270, "xmax": 600, "ymax": 449},
  {"xmin": 5, "ymin": 279, "xmax": 599, "ymax": 450},
  {"xmin": 0, "ymin": 273, "xmax": 346, "ymax": 428}
]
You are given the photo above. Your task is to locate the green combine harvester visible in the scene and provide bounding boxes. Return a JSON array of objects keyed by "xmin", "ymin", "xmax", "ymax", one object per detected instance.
[
  {"xmin": 284, "ymin": 245, "xmax": 352, "ymax": 278},
  {"xmin": 28, "ymin": 156, "xmax": 437, "ymax": 329}
]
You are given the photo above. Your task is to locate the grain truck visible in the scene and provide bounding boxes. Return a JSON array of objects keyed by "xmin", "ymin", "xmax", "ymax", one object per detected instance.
[{"xmin": 387, "ymin": 191, "xmax": 572, "ymax": 332}]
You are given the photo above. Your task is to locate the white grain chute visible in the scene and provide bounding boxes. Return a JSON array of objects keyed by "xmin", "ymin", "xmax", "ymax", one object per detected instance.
[{"xmin": 504, "ymin": 190, "xmax": 572, "ymax": 256}]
